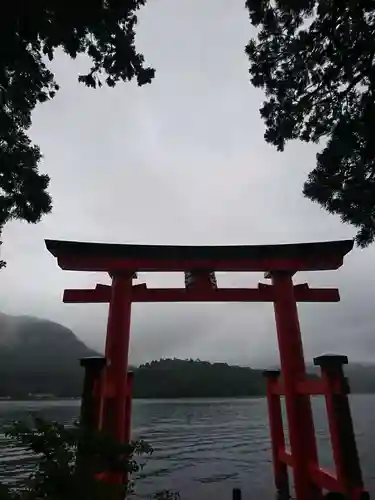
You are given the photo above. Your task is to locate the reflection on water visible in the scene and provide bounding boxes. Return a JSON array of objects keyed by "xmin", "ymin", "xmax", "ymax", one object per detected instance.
[{"xmin": 0, "ymin": 396, "xmax": 374, "ymax": 499}]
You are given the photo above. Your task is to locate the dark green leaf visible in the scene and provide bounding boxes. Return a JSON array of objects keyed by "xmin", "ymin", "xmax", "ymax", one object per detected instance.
[{"xmin": 246, "ymin": 0, "xmax": 375, "ymax": 245}]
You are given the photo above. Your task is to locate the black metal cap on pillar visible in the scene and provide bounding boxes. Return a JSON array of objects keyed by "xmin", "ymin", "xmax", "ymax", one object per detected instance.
[
  {"xmin": 263, "ymin": 369, "xmax": 281, "ymax": 379},
  {"xmin": 80, "ymin": 356, "xmax": 107, "ymax": 371},
  {"xmin": 314, "ymin": 354, "xmax": 350, "ymax": 393},
  {"xmin": 313, "ymin": 354, "xmax": 348, "ymax": 368},
  {"xmin": 232, "ymin": 488, "xmax": 242, "ymax": 500}
]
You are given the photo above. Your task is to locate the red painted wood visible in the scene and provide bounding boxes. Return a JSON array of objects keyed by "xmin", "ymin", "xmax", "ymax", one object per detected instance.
[
  {"xmin": 278, "ymin": 448, "xmax": 294, "ymax": 466},
  {"xmin": 265, "ymin": 373, "xmax": 290, "ymax": 498},
  {"xmin": 271, "ymin": 272, "xmax": 322, "ymax": 500},
  {"xmin": 269, "ymin": 380, "xmax": 285, "ymax": 396},
  {"xmin": 297, "ymin": 379, "xmax": 327, "ymax": 395},
  {"xmin": 279, "ymin": 452, "xmax": 341, "ymax": 492},
  {"xmin": 57, "ymin": 254, "xmax": 344, "ymax": 273},
  {"xmin": 308, "ymin": 465, "xmax": 339, "ymax": 491},
  {"xmin": 319, "ymin": 365, "xmax": 365, "ymax": 498},
  {"xmin": 64, "ymin": 288, "xmax": 110, "ymax": 303},
  {"xmin": 101, "ymin": 274, "xmax": 133, "ymax": 444},
  {"xmin": 270, "ymin": 377, "xmax": 347, "ymax": 397},
  {"xmin": 63, "ymin": 286, "xmax": 340, "ymax": 303}
]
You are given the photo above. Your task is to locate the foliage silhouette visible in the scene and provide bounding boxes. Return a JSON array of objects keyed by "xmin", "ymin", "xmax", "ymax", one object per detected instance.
[
  {"xmin": 245, "ymin": 0, "xmax": 375, "ymax": 246},
  {"xmin": 0, "ymin": 0, "xmax": 154, "ymax": 266},
  {"xmin": 0, "ymin": 417, "xmax": 178, "ymax": 500}
]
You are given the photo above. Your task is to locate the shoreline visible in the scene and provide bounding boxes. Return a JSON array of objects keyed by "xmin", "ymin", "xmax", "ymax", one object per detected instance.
[{"xmin": 0, "ymin": 393, "xmax": 373, "ymax": 403}]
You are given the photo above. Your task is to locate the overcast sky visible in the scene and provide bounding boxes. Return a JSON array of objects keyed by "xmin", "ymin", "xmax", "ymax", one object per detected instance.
[{"xmin": 1, "ymin": 0, "xmax": 375, "ymax": 367}]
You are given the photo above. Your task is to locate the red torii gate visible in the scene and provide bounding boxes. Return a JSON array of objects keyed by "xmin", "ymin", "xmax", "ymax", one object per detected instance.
[{"xmin": 45, "ymin": 238, "xmax": 368, "ymax": 500}]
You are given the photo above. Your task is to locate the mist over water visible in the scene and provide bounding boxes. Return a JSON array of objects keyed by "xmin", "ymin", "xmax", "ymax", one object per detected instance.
[{"xmin": 0, "ymin": 397, "xmax": 374, "ymax": 499}]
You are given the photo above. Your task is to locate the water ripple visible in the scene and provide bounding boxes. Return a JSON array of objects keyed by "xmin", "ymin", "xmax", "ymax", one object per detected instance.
[{"xmin": 0, "ymin": 396, "xmax": 374, "ymax": 499}]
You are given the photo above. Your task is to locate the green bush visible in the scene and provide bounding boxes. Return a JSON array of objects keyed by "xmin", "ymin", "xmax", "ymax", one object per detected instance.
[{"xmin": 0, "ymin": 418, "xmax": 179, "ymax": 500}]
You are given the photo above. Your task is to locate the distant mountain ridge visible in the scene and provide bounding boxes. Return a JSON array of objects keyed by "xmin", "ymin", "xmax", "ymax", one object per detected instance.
[
  {"xmin": 0, "ymin": 313, "xmax": 98, "ymax": 397},
  {"xmin": 0, "ymin": 313, "xmax": 266, "ymax": 398},
  {"xmin": 0, "ymin": 313, "xmax": 374, "ymax": 397}
]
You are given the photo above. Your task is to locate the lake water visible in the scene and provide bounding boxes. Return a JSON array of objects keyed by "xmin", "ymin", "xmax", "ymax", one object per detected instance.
[{"xmin": 0, "ymin": 396, "xmax": 374, "ymax": 499}]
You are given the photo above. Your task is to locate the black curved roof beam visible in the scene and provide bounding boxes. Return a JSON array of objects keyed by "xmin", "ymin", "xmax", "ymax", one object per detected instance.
[{"xmin": 45, "ymin": 239, "xmax": 354, "ymax": 273}]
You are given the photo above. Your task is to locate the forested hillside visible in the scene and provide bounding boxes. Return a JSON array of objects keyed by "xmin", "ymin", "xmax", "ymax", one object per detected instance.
[
  {"xmin": 132, "ymin": 358, "xmax": 265, "ymax": 398},
  {"xmin": 1, "ymin": 313, "xmax": 374, "ymax": 398}
]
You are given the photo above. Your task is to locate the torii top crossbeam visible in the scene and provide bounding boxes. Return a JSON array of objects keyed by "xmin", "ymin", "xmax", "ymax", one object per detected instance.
[{"xmin": 45, "ymin": 239, "xmax": 353, "ymax": 273}]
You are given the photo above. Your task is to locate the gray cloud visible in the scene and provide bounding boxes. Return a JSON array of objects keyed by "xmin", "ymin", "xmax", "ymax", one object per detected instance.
[{"xmin": 1, "ymin": 0, "xmax": 375, "ymax": 367}]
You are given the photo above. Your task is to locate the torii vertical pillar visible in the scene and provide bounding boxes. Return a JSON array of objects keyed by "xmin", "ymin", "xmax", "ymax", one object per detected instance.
[
  {"xmin": 271, "ymin": 271, "xmax": 322, "ymax": 500},
  {"xmin": 101, "ymin": 273, "xmax": 133, "ymax": 442}
]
